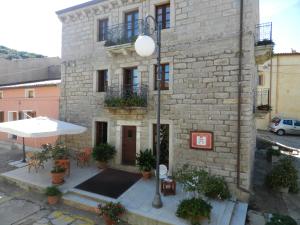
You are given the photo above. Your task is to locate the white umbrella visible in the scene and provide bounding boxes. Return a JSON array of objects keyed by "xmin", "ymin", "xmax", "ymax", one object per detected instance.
[{"xmin": 0, "ymin": 117, "xmax": 87, "ymax": 162}]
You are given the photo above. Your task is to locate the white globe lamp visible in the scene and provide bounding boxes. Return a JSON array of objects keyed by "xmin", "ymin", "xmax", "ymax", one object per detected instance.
[{"xmin": 135, "ymin": 35, "xmax": 156, "ymax": 57}]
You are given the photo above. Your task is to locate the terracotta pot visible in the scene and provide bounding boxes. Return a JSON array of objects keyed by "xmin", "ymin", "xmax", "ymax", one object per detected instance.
[
  {"xmin": 55, "ymin": 159, "xmax": 70, "ymax": 175},
  {"xmin": 47, "ymin": 195, "xmax": 59, "ymax": 205},
  {"xmin": 51, "ymin": 172, "xmax": 64, "ymax": 185},
  {"xmin": 103, "ymin": 214, "xmax": 115, "ymax": 225},
  {"xmin": 142, "ymin": 171, "xmax": 152, "ymax": 180},
  {"xmin": 97, "ymin": 161, "xmax": 108, "ymax": 169}
]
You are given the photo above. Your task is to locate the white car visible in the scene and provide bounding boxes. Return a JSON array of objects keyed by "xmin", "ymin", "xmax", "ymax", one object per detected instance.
[{"xmin": 269, "ymin": 117, "xmax": 300, "ymax": 135}]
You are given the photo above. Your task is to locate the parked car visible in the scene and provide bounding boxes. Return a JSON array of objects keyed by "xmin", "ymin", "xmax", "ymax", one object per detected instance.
[{"xmin": 269, "ymin": 117, "xmax": 300, "ymax": 135}]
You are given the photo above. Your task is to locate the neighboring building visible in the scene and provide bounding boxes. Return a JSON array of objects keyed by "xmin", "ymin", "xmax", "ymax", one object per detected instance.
[
  {"xmin": 0, "ymin": 58, "xmax": 61, "ymax": 148},
  {"xmin": 57, "ymin": 0, "xmax": 269, "ymax": 200},
  {"xmin": 256, "ymin": 52, "xmax": 300, "ymax": 130}
]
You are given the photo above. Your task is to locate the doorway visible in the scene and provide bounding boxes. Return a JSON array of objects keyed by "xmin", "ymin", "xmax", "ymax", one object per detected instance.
[{"xmin": 122, "ymin": 126, "xmax": 136, "ymax": 166}]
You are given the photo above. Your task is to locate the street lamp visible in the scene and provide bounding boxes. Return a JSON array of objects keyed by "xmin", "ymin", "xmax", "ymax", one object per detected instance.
[{"xmin": 134, "ymin": 15, "xmax": 163, "ymax": 209}]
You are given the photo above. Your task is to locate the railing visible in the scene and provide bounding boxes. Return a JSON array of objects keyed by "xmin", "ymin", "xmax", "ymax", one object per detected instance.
[
  {"xmin": 256, "ymin": 88, "xmax": 271, "ymax": 111},
  {"xmin": 105, "ymin": 84, "xmax": 148, "ymax": 108},
  {"xmin": 105, "ymin": 20, "xmax": 149, "ymax": 47},
  {"xmin": 255, "ymin": 22, "xmax": 274, "ymax": 46}
]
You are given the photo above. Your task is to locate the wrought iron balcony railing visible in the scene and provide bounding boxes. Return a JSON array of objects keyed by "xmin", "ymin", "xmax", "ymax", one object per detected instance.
[
  {"xmin": 105, "ymin": 84, "xmax": 148, "ymax": 108},
  {"xmin": 104, "ymin": 20, "xmax": 149, "ymax": 47},
  {"xmin": 255, "ymin": 22, "xmax": 274, "ymax": 46}
]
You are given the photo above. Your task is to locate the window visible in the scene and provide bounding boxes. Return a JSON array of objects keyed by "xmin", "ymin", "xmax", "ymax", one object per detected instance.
[
  {"xmin": 0, "ymin": 111, "xmax": 4, "ymax": 122},
  {"xmin": 20, "ymin": 110, "xmax": 36, "ymax": 119},
  {"xmin": 125, "ymin": 11, "xmax": 139, "ymax": 40},
  {"xmin": 0, "ymin": 91, "xmax": 3, "ymax": 99},
  {"xmin": 283, "ymin": 120, "xmax": 293, "ymax": 126},
  {"xmin": 294, "ymin": 121, "xmax": 300, "ymax": 126},
  {"xmin": 154, "ymin": 64, "xmax": 170, "ymax": 90},
  {"xmin": 98, "ymin": 19, "xmax": 108, "ymax": 41},
  {"xmin": 8, "ymin": 111, "xmax": 18, "ymax": 139},
  {"xmin": 124, "ymin": 68, "xmax": 139, "ymax": 94},
  {"xmin": 95, "ymin": 122, "xmax": 108, "ymax": 146},
  {"xmin": 25, "ymin": 89, "xmax": 35, "ymax": 98},
  {"xmin": 97, "ymin": 70, "xmax": 108, "ymax": 92},
  {"xmin": 156, "ymin": 3, "xmax": 170, "ymax": 30},
  {"xmin": 258, "ymin": 74, "xmax": 264, "ymax": 86}
]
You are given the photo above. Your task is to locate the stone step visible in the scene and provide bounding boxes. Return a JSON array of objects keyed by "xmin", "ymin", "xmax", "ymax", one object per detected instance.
[
  {"xmin": 229, "ymin": 202, "xmax": 248, "ymax": 225},
  {"xmin": 62, "ymin": 192, "xmax": 172, "ymax": 225},
  {"xmin": 217, "ymin": 200, "xmax": 236, "ymax": 225}
]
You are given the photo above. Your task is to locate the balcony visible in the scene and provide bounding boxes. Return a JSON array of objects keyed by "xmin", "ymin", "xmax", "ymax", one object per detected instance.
[
  {"xmin": 104, "ymin": 85, "xmax": 148, "ymax": 115},
  {"xmin": 104, "ymin": 20, "xmax": 147, "ymax": 56},
  {"xmin": 255, "ymin": 22, "xmax": 274, "ymax": 64},
  {"xmin": 256, "ymin": 88, "xmax": 271, "ymax": 114}
]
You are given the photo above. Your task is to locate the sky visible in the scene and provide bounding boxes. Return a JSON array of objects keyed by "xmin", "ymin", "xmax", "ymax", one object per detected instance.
[{"xmin": 0, "ymin": 0, "xmax": 299, "ymax": 57}]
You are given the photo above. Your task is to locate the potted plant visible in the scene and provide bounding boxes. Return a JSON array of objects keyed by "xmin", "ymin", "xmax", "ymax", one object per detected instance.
[
  {"xmin": 45, "ymin": 186, "xmax": 62, "ymax": 205},
  {"xmin": 98, "ymin": 202, "xmax": 125, "ymax": 225},
  {"xmin": 51, "ymin": 165, "xmax": 65, "ymax": 185},
  {"xmin": 265, "ymin": 157, "xmax": 299, "ymax": 193},
  {"xmin": 266, "ymin": 213, "xmax": 297, "ymax": 225},
  {"xmin": 136, "ymin": 149, "xmax": 155, "ymax": 179},
  {"xmin": 176, "ymin": 197, "xmax": 212, "ymax": 225},
  {"xmin": 201, "ymin": 175, "xmax": 231, "ymax": 200},
  {"xmin": 92, "ymin": 144, "xmax": 116, "ymax": 169}
]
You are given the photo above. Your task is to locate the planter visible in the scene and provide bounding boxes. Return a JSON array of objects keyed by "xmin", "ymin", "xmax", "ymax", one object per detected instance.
[
  {"xmin": 51, "ymin": 172, "xmax": 64, "ymax": 185},
  {"xmin": 47, "ymin": 195, "xmax": 59, "ymax": 205},
  {"xmin": 55, "ymin": 159, "xmax": 70, "ymax": 176},
  {"xmin": 279, "ymin": 187, "xmax": 289, "ymax": 194},
  {"xmin": 103, "ymin": 214, "xmax": 117, "ymax": 225},
  {"xmin": 97, "ymin": 161, "xmax": 108, "ymax": 169},
  {"xmin": 142, "ymin": 171, "xmax": 152, "ymax": 180}
]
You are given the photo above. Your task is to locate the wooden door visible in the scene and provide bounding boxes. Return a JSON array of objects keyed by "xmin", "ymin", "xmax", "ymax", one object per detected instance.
[{"xmin": 122, "ymin": 126, "xmax": 136, "ymax": 165}]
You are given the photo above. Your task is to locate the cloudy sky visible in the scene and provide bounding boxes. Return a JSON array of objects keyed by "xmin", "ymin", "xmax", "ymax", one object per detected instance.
[{"xmin": 0, "ymin": 0, "xmax": 299, "ymax": 57}]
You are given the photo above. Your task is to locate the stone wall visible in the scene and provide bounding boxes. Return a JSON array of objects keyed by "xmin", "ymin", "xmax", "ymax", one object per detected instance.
[{"xmin": 58, "ymin": 0, "xmax": 259, "ymax": 200}]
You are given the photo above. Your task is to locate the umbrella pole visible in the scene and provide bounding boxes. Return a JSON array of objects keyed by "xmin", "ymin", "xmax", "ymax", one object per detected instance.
[{"xmin": 22, "ymin": 137, "xmax": 26, "ymax": 163}]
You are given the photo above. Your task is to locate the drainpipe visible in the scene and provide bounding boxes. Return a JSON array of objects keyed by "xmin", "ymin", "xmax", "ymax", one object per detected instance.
[{"xmin": 237, "ymin": 0, "xmax": 251, "ymax": 194}]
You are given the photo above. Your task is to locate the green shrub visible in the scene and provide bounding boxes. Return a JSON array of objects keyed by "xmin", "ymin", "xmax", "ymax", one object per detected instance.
[
  {"xmin": 176, "ymin": 198, "xmax": 212, "ymax": 225},
  {"xmin": 175, "ymin": 165, "xmax": 231, "ymax": 200},
  {"xmin": 105, "ymin": 95, "xmax": 147, "ymax": 107},
  {"xmin": 202, "ymin": 176, "xmax": 231, "ymax": 200},
  {"xmin": 45, "ymin": 186, "xmax": 62, "ymax": 196},
  {"xmin": 92, "ymin": 143, "xmax": 116, "ymax": 162},
  {"xmin": 98, "ymin": 202, "xmax": 125, "ymax": 224},
  {"xmin": 265, "ymin": 157, "xmax": 298, "ymax": 193},
  {"xmin": 136, "ymin": 149, "xmax": 155, "ymax": 172},
  {"xmin": 266, "ymin": 213, "xmax": 297, "ymax": 225}
]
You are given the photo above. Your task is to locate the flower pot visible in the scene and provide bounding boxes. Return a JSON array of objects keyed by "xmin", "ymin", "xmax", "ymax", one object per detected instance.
[
  {"xmin": 142, "ymin": 171, "xmax": 152, "ymax": 180},
  {"xmin": 279, "ymin": 187, "xmax": 289, "ymax": 194},
  {"xmin": 97, "ymin": 161, "xmax": 108, "ymax": 169},
  {"xmin": 47, "ymin": 195, "xmax": 59, "ymax": 205},
  {"xmin": 55, "ymin": 159, "xmax": 70, "ymax": 176},
  {"xmin": 103, "ymin": 214, "xmax": 116, "ymax": 225},
  {"xmin": 51, "ymin": 172, "xmax": 64, "ymax": 185}
]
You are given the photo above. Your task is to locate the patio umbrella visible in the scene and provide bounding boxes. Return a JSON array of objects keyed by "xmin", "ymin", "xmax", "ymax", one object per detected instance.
[{"xmin": 0, "ymin": 117, "xmax": 87, "ymax": 162}]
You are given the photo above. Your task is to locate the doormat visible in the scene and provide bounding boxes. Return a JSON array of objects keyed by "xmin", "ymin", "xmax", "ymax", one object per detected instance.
[{"xmin": 75, "ymin": 168, "xmax": 141, "ymax": 199}]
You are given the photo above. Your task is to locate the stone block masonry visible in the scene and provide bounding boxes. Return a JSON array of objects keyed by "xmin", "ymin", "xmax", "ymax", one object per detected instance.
[{"xmin": 58, "ymin": 0, "xmax": 259, "ymax": 201}]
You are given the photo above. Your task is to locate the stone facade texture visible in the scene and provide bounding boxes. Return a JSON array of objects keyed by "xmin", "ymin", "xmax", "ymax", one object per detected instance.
[{"xmin": 58, "ymin": 0, "xmax": 259, "ymax": 200}]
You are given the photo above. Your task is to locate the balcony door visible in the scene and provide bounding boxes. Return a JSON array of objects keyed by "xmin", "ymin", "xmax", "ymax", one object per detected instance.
[
  {"xmin": 123, "ymin": 68, "xmax": 139, "ymax": 95},
  {"xmin": 125, "ymin": 11, "xmax": 139, "ymax": 40}
]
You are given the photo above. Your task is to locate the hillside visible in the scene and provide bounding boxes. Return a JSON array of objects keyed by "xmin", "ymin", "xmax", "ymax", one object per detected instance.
[{"xmin": 0, "ymin": 45, "xmax": 45, "ymax": 60}]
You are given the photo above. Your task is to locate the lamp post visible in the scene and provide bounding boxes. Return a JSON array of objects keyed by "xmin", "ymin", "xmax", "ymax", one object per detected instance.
[{"xmin": 134, "ymin": 15, "xmax": 163, "ymax": 209}]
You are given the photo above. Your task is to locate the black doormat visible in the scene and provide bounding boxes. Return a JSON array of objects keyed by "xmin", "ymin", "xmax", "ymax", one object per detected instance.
[{"xmin": 75, "ymin": 168, "xmax": 141, "ymax": 199}]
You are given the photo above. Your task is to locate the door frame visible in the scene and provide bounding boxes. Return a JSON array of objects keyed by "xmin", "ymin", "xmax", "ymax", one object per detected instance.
[
  {"xmin": 116, "ymin": 120, "xmax": 141, "ymax": 165},
  {"xmin": 148, "ymin": 119, "xmax": 173, "ymax": 174}
]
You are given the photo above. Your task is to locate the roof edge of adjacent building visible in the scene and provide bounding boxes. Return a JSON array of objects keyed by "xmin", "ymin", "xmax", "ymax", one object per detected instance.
[
  {"xmin": 274, "ymin": 52, "xmax": 300, "ymax": 56},
  {"xmin": 0, "ymin": 79, "xmax": 61, "ymax": 90},
  {"xmin": 56, "ymin": 0, "xmax": 106, "ymax": 15}
]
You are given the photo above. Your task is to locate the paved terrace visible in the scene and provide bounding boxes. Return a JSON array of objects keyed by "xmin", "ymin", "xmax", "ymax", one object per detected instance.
[{"xmin": 1, "ymin": 160, "xmax": 247, "ymax": 225}]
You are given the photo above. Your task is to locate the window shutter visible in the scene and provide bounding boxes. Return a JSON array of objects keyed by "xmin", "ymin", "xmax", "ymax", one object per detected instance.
[{"xmin": 0, "ymin": 112, "xmax": 4, "ymax": 122}]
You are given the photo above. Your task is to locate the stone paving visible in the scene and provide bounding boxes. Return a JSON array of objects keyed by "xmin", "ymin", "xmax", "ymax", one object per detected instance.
[{"xmin": 248, "ymin": 139, "xmax": 300, "ymax": 224}]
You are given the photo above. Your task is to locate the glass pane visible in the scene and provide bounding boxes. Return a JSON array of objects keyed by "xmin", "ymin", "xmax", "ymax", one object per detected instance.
[{"xmin": 132, "ymin": 69, "xmax": 139, "ymax": 93}]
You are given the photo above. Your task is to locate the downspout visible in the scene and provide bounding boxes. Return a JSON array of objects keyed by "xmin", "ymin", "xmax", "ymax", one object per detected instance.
[{"xmin": 237, "ymin": 0, "xmax": 251, "ymax": 194}]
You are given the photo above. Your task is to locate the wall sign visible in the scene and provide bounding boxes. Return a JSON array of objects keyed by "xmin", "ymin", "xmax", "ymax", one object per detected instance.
[{"xmin": 190, "ymin": 131, "xmax": 213, "ymax": 150}]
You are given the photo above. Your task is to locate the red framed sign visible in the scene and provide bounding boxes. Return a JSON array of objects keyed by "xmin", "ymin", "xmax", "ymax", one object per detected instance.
[{"xmin": 190, "ymin": 131, "xmax": 214, "ymax": 150}]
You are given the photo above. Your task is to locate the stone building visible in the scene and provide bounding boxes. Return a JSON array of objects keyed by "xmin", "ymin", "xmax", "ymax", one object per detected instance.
[{"xmin": 57, "ymin": 0, "xmax": 264, "ymax": 200}]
